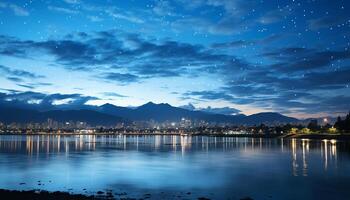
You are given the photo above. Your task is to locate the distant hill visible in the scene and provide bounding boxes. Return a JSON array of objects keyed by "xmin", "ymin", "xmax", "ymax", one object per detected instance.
[
  {"xmin": 0, "ymin": 106, "xmax": 125, "ymax": 126},
  {"xmin": 243, "ymin": 112, "xmax": 298, "ymax": 125},
  {"xmin": 0, "ymin": 102, "xmax": 299, "ymax": 125}
]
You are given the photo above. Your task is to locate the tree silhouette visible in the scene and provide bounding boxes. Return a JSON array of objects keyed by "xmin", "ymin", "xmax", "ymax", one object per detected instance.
[
  {"xmin": 334, "ymin": 112, "xmax": 350, "ymax": 133},
  {"xmin": 307, "ymin": 119, "xmax": 319, "ymax": 131}
]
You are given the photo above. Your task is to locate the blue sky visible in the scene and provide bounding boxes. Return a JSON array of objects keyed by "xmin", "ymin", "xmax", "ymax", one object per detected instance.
[{"xmin": 0, "ymin": 0, "xmax": 349, "ymax": 118}]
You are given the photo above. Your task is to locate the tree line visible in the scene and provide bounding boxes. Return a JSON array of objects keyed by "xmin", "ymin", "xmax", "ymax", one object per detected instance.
[{"xmin": 334, "ymin": 112, "xmax": 350, "ymax": 133}]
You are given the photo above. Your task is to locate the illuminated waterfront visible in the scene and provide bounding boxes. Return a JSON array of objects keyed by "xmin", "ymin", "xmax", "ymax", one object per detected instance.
[{"xmin": 0, "ymin": 135, "xmax": 349, "ymax": 199}]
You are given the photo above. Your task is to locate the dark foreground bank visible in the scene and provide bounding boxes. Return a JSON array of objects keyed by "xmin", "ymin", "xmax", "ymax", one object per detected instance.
[
  {"xmin": 0, "ymin": 189, "xmax": 98, "ymax": 200},
  {"xmin": 0, "ymin": 189, "xmax": 255, "ymax": 200},
  {"xmin": 0, "ymin": 189, "xmax": 129, "ymax": 200}
]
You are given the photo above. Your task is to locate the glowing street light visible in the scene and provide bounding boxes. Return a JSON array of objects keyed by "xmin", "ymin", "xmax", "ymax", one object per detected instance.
[{"xmin": 323, "ymin": 118, "xmax": 328, "ymax": 123}]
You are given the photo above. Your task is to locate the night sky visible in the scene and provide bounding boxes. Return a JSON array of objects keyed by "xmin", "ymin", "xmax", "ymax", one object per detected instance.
[{"xmin": 0, "ymin": 0, "xmax": 349, "ymax": 118}]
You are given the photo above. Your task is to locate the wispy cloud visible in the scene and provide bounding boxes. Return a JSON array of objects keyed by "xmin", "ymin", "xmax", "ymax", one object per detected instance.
[
  {"xmin": 0, "ymin": 3, "xmax": 29, "ymax": 16},
  {"xmin": 0, "ymin": 65, "xmax": 44, "ymax": 80},
  {"xmin": 63, "ymin": 0, "xmax": 81, "ymax": 4},
  {"xmin": 102, "ymin": 92, "xmax": 128, "ymax": 98},
  {"xmin": 48, "ymin": 6, "xmax": 79, "ymax": 14},
  {"xmin": 308, "ymin": 16, "xmax": 348, "ymax": 30},
  {"xmin": 106, "ymin": 9, "xmax": 144, "ymax": 24},
  {"xmin": 258, "ymin": 6, "xmax": 292, "ymax": 24}
]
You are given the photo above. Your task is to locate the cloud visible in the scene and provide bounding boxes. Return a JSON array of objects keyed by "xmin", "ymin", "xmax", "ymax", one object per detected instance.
[
  {"xmin": 7, "ymin": 77, "xmax": 24, "ymax": 82},
  {"xmin": 0, "ymin": 91, "xmax": 98, "ymax": 108},
  {"xmin": 179, "ymin": 103, "xmax": 196, "ymax": 110},
  {"xmin": 0, "ymin": 3, "xmax": 29, "ymax": 16},
  {"xmin": 196, "ymin": 0, "xmax": 254, "ymax": 16},
  {"xmin": 0, "ymin": 31, "xmax": 249, "ymax": 84},
  {"xmin": 87, "ymin": 15, "xmax": 103, "ymax": 22},
  {"xmin": 212, "ymin": 34, "xmax": 284, "ymax": 48},
  {"xmin": 171, "ymin": 0, "xmax": 257, "ymax": 35},
  {"xmin": 180, "ymin": 103, "xmax": 241, "ymax": 115},
  {"xmin": 262, "ymin": 47, "xmax": 350, "ymax": 72},
  {"xmin": 48, "ymin": 6, "xmax": 79, "ymax": 14},
  {"xmin": 63, "ymin": 0, "xmax": 81, "ymax": 4},
  {"xmin": 184, "ymin": 90, "xmax": 235, "ymax": 102},
  {"xmin": 199, "ymin": 106, "xmax": 241, "ymax": 115},
  {"xmin": 106, "ymin": 9, "xmax": 144, "ymax": 24},
  {"xmin": 16, "ymin": 82, "xmax": 53, "ymax": 89},
  {"xmin": 17, "ymin": 84, "xmax": 35, "ymax": 89},
  {"xmin": 308, "ymin": 16, "xmax": 348, "ymax": 30},
  {"xmin": 100, "ymin": 72, "xmax": 140, "ymax": 84},
  {"xmin": 9, "ymin": 4, "xmax": 29, "ymax": 16},
  {"xmin": 1, "ymin": 24, "xmax": 348, "ymax": 117},
  {"xmin": 184, "ymin": 65, "xmax": 350, "ymax": 115},
  {"xmin": 182, "ymin": 44, "xmax": 350, "ymax": 115},
  {"xmin": 172, "ymin": 15, "xmax": 251, "ymax": 35},
  {"xmin": 259, "ymin": 6, "xmax": 292, "ymax": 24},
  {"xmin": 153, "ymin": 0, "xmax": 175, "ymax": 16},
  {"xmin": 102, "ymin": 92, "xmax": 128, "ymax": 98},
  {"xmin": 0, "ymin": 65, "xmax": 44, "ymax": 82},
  {"xmin": 130, "ymin": 64, "xmax": 183, "ymax": 77}
]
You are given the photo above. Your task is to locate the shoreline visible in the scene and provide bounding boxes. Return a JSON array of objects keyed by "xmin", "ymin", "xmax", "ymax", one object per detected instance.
[
  {"xmin": 0, "ymin": 189, "xmax": 100, "ymax": 200},
  {"xmin": 0, "ymin": 132, "xmax": 349, "ymax": 140},
  {"xmin": 0, "ymin": 189, "xmax": 222, "ymax": 200},
  {"xmin": 287, "ymin": 133, "xmax": 350, "ymax": 140}
]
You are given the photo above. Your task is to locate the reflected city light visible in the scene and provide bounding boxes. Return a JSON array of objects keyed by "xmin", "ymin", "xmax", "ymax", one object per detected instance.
[{"xmin": 0, "ymin": 135, "xmax": 343, "ymax": 178}]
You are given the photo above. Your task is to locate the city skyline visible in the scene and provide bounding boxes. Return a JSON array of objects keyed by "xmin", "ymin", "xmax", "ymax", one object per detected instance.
[{"xmin": 0, "ymin": 0, "xmax": 350, "ymax": 118}]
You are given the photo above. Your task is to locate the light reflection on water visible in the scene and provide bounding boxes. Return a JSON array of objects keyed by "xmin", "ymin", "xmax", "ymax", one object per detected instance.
[{"xmin": 0, "ymin": 135, "xmax": 349, "ymax": 199}]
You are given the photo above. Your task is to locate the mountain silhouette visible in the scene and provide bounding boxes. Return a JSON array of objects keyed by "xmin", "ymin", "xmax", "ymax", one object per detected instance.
[
  {"xmin": 0, "ymin": 101, "xmax": 298, "ymax": 125},
  {"xmin": 243, "ymin": 112, "xmax": 297, "ymax": 124},
  {"xmin": 96, "ymin": 102, "xmax": 297, "ymax": 125}
]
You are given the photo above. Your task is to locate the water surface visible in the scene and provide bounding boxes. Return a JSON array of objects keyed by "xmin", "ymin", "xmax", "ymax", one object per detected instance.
[{"xmin": 0, "ymin": 135, "xmax": 349, "ymax": 199}]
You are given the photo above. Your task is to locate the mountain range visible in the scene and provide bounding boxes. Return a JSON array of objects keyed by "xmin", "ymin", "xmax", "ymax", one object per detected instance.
[{"xmin": 0, "ymin": 101, "xmax": 299, "ymax": 126}]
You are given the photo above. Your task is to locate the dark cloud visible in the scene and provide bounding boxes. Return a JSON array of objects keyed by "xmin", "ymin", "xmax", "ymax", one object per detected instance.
[
  {"xmin": 172, "ymin": 15, "xmax": 253, "ymax": 35},
  {"xmin": 212, "ymin": 34, "xmax": 284, "ymax": 49},
  {"xmin": 7, "ymin": 77, "xmax": 24, "ymax": 82},
  {"xmin": 0, "ymin": 31, "xmax": 248, "ymax": 84},
  {"xmin": 17, "ymin": 84, "xmax": 35, "ymax": 89},
  {"xmin": 130, "ymin": 64, "xmax": 183, "ymax": 77},
  {"xmin": 102, "ymin": 92, "xmax": 128, "ymax": 98},
  {"xmin": 0, "ymin": 64, "xmax": 44, "ymax": 80},
  {"xmin": 0, "ymin": 91, "xmax": 98, "ymax": 108},
  {"xmin": 5, "ymin": 29, "xmax": 340, "ymax": 115},
  {"xmin": 229, "ymin": 68, "xmax": 350, "ymax": 93},
  {"xmin": 183, "ymin": 90, "xmax": 255, "ymax": 105},
  {"xmin": 262, "ymin": 47, "xmax": 350, "ymax": 72},
  {"xmin": 16, "ymin": 82, "xmax": 53, "ymax": 90},
  {"xmin": 0, "ymin": 65, "xmax": 49, "ymax": 89},
  {"xmin": 184, "ymin": 66, "xmax": 350, "ymax": 114},
  {"xmin": 170, "ymin": 0, "xmax": 257, "ymax": 35},
  {"xmin": 100, "ymin": 72, "xmax": 140, "ymax": 84}
]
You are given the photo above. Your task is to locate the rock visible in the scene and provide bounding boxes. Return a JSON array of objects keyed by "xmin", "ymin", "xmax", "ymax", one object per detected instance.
[{"xmin": 198, "ymin": 197, "xmax": 211, "ymax": 200}]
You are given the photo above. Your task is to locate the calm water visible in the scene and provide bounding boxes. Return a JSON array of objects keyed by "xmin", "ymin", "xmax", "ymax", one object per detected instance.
[{"xmin": 0, "ymin": 135, "xmax": 349, "ymax": 199}]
